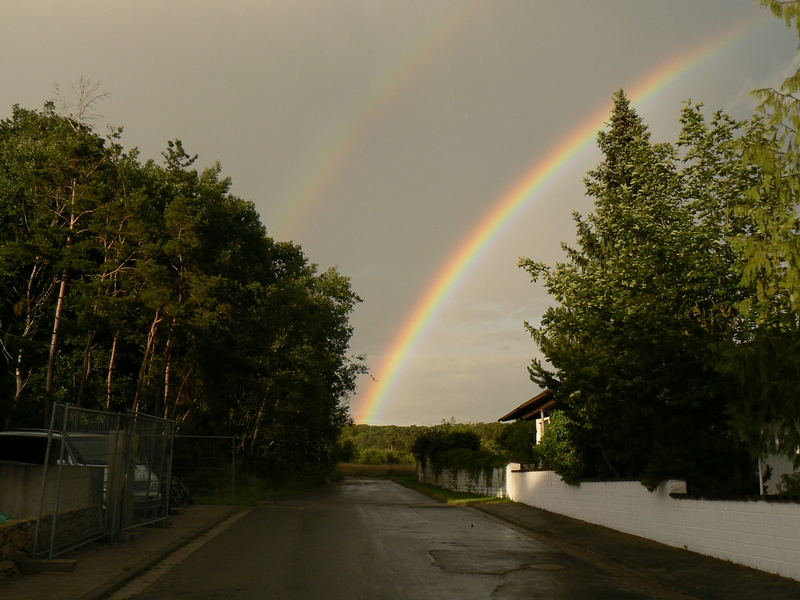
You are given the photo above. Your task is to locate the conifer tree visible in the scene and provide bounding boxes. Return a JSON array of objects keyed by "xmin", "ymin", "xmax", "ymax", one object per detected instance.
[{"xmin": 522, "ymin": 91, "xmax": 751, "ymax": 491}]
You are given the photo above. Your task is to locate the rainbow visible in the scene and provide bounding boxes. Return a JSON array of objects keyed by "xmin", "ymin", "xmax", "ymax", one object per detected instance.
[
  {"xmin": 274, "ymin": 0, "xmax": 489, "ymax": 239},
  {"xmin": 354, "ymin": 14, "xmax": 768, "ymax": 424}
]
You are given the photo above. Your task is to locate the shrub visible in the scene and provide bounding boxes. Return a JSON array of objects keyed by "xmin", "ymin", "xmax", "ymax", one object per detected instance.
[
  {"xmin": 412, "ymin": 429, "xmax": 505, "ymax": 481},
  {"xmin": 412, "ymin": 430, "xmax": 481, "ymax": 464},
  {"xmin": 357, "ymin": 448, "xmax": 414, "ymax": 465},
  {"xmin": 536, "ymin": 411, "xmax": 583, "ymax": 484},
  {"xmin": 496, "ymin": 421, "xmax": 538, "ymax": 465},
  {"xmin": 333, "ymin": 439, "xmax": 357, "ymax": 463},
  {"xmin": 777, "ymin": 472, "xmax": 800, "ymax": 495}
]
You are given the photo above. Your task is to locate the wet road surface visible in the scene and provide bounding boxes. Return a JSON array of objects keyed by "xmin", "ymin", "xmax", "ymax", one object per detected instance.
[{"xmin": 131, "ymin": 478, "xmax": 659, "ymax": 599}]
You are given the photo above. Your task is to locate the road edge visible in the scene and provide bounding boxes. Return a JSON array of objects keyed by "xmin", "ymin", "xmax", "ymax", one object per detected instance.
[{"xmin": 79, "ymin": 506, "xmax": 245, "ymax": 600}]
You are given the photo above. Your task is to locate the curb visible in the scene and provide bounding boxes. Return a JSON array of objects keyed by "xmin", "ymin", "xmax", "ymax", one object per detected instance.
[{"xmin": 78, "ymin": 506, "xmax": 243, "ymax": 600}]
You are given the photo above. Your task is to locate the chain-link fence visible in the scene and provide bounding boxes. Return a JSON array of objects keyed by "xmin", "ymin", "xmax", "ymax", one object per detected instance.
[
  {"xmin": 171, "ymin": 435, "xmax": 235, "ymax": 502},
  {"xmin": 21, "ymin": 403, "xmax": 175, "ymax": 558},
  {"xmin": 123, "ymin": 411, "xmax": 174, "ymax": 529}
]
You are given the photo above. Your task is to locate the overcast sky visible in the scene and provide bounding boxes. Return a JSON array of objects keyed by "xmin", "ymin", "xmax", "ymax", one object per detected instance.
[{"xmin": 1, "ymin": 1, "xmax": 796, "ymax": 425}]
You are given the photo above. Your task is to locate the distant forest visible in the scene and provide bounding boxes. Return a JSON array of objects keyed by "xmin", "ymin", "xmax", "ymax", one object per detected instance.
[{"xmin": 339, "ymin": 422, "xmax": 508, "ymax": 464}]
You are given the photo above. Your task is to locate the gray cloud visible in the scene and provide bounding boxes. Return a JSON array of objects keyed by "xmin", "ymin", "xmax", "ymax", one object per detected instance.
[{"xmin": 1, "ymin": 0, "xmax": 795, "ymax": 424}]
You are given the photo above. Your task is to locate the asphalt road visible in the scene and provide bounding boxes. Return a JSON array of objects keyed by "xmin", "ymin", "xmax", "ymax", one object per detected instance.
[{"xmin": 128, "ymin": 478, "xmax": 658, "ymax": 599}]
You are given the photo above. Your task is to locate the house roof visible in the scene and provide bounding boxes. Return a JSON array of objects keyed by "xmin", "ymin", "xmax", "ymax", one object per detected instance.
[{"xmin": 498, "ymin": 389, "xmax": 555, "ymax": 422}]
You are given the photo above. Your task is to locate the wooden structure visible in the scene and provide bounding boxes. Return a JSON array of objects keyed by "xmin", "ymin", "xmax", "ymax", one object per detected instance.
[{"xmin": 498, "ymin": 389, "xmax": 554, "ymax": 443}]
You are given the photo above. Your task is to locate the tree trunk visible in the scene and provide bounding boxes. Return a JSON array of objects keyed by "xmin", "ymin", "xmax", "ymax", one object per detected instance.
[
  {"xmin": 134, "ymin": 308, "xmax": 162, "ymax": 413},
  {"xmin": 158, "ymin": 320, "xmax": 175, "ymax": 418},
  {"xmin": 14, "ymin": 349, "xmax": 24, "ymax": 407},
  {"xmin": 76, "ymin": 329, "xmax": 96, "ymax": 407},
  {"xmin": 167, "ymin": 361, "xmax": 194, "ymax": 421},
  {"xmin": 44, "ymin": 274, "xmax": 69, "ymax": 419},
  {"xmin": 251, "ymin": 405, "xmax": 264, "ymax": 452},
  {"xmin": 5, "ymin": 263, "xmax": 51, "ymax": 427},
  {"xmin": 44, "ymin": 180, "xmax": 77, "ymax": 419},
  {"xmin": 3, "ymin": 349, "xmax": 27, "ymax": 429},
  {"xmin": 177, "ymin": 397, "xmax": 197, "ymax": 426},
  {"xmin": 106, "ymin": 329, "xmax": 120, "ymax": 410},
  {"xmin": 251, "ymin": 396, "xmax": 275, "ymax": 452}
]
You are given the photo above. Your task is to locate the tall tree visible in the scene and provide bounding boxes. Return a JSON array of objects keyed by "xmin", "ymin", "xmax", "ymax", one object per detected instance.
[
  {"xmin": 522, "ymin": 92, "xmax": 752, "ymax": 491},
  {"xmin": 0, "ymin": 103, "xmax": 110, "ymax": 424},
  {"xmin": 0, "ymin": 100, "xmax": 365, "ymax": 484},
  {"xmin": 716, "ymin": 0, "xmax": 800, "ymax": 463}
]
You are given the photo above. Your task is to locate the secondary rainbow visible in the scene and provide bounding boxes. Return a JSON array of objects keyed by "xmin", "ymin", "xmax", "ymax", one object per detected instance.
[
  {"xmin": 355, "ymin": 14, "xmax": 767, "ymax": 424},
  {"xmin": 274, "ymin": 0, "xmax": 489, "ymax": 239}
]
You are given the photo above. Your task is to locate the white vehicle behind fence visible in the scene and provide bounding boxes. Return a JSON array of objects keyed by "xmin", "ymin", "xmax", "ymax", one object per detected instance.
[{"xmin": 0, "ymin": 429, "xmax": 162, "ymax": 501}]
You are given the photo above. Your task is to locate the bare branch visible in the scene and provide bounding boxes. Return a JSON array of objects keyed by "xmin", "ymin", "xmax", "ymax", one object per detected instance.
[
  {"xmin": 53, "ymin": 76, "xmax": 110, "ymax": 126},
  {"xmin": 0, "ymin": 331, "xmax": 13, "ymax": 365}
]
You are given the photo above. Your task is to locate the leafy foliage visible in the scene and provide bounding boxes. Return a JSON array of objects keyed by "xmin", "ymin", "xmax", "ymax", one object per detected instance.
[
  {"xmin": 521, "ymin": 92, "xmax": 755, "ymax": 493},
  {"xmin": 777, "ymin": 472, "xmax": 800, "ymax": 495},
  {"xmin": 522, "ymin": 7, "xmax": 800, "ymax": 486},
  {"xmin": 0, "ymin": 101, "xmax": 364, "ymax": 484},
  {"xmin": 411, "ymin": 428, "xmax": 506, "ymax": 481},
  {"xmin": 533, "ymin": 411, "xmax": 583, "ymax": 484},
  {"xmin": 523, "ymin": 5, "xmax": 800, "ymax": 487},
  {"xmin": 495, "ymin": 420, "xmax": 538, "ymax": 465},
  {"xmin": 412, "ymin": 429, "xmax": 481, "ymax": 462},
  {"xmin": 716, "ymin": 1, "xmax": 800, "ymax": 463},
  {"xmin": 357, "ymin": 448, "xmax": 414, "ymax": 465},
  {"xmin": 339, "ymin": 421, "xmax": 508, "ymax": 465}
]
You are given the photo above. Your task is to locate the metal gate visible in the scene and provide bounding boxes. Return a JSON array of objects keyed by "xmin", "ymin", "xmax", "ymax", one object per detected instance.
[{"xmin": 32, "ymin": 403, "xmax": 175, "ymax": 558}]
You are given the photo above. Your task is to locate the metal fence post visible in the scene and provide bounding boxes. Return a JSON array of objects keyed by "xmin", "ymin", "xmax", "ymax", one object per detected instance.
[
  {"xmin": 32, "ymin": 402, "xmax": 60, "ymax": 557},
  {"xmin": 164, "ymin": 421, "xmax": 174, "ymax": 512},
  {"xmin": 122, "ymin": 410, "xmax": 135, "ymax": 531},
  {"xmin": 48, "ymin": 403, "xmax": 70, "ymax": 559},
  {"xmin": 108, "ymin": 414, "xmax": 126, "ymax": 542},
  {"xmin": 231, "ymin": 436, "xmax": 236, "ymax": 497}
]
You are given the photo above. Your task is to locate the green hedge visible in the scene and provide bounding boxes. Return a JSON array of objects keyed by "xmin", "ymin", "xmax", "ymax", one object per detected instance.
[{"xmin": 412, "ymin": 430, "xmax": 506, "ymax": 481}]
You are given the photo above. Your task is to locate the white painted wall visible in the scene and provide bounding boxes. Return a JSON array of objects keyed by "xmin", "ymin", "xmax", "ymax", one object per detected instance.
[
  {"xmin": 418, "ymin": 460, "xmax": 506, "ymax": 497},
  {"xmin": 506, "ymin": 467, "xmax": 800, "ymax": 581}
]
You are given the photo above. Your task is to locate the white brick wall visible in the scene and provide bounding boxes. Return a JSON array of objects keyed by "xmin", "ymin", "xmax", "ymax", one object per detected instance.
[{"xmin": 506, "ymin": 467, "xmax": 800, "ymax": 581}]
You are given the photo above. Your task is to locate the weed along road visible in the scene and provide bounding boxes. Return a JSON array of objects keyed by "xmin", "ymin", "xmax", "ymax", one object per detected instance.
[{"xmin": 125, "ymin": 478, "xmax": 663, "ymax": 599}]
